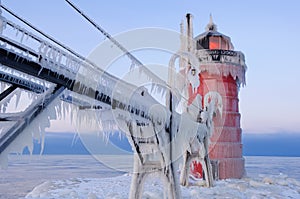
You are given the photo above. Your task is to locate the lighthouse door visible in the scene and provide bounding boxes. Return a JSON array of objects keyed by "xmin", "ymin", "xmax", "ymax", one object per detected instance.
[
  {"xmin": 190, "ymin": 161, "xmax": 203, "ymax": 179},
  {"xmin": 191, "ymin": 160, "xmax": 219, "ymax": 180}
]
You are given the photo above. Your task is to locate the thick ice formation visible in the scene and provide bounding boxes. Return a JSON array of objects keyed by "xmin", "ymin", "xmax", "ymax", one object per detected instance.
[
  {"xmin": 177, "ymin": 97, "xmax": 216, "ymax": 187},
  {"xmin": 0, "ymin": 64, "xmax": 50, "ymax": 93},
  {"xmin": 0, "ymin": 81, "xmax": 9, "ymax": 92},
  {"xmin": 0, "ymin": 88, "xmax": 38, "ymax": 114},
  {"xmin": 197, "ymin": 50, "xmax": 247, "ymax": 86},
  {"xmin": 0, "ymin": 90, "xmax": 61, "ymax": 168}
]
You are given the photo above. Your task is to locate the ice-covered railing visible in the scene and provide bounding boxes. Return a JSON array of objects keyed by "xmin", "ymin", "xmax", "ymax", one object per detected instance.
[
  {"xmin": 0, "ymin": 6, "xmax": 172, "ymax": 125},
  {"xmin": 0, "ymin": 2, "xmax": 179, "ymax": 152},
  {"xmin": 0, "ymin": 3, "xmax": 200, "ymax": 130},
  {"xmin": 0, "ymin": 6, "xmax": 116, "ymax": 86},
  {"xmin": 0, "ymin": 5, "xmax": 169, "ymax": 95},
  {"xmin": 0, "ymin": 16, "xmax": 80, "ymax": 79},
  {"xmin": 0, "ymin": 14, "xmax": 104, "ymax": 92},
  {"xmin": 0, "ymin": 64, "xmax": 49, "ymax": 93},
  {"xmin": 196, "ymin": 49, "xmax": 247, "ymax": 86},
  {"xmin": 197, "ymin": 49, "xmax": 246, "ymax": 66}
]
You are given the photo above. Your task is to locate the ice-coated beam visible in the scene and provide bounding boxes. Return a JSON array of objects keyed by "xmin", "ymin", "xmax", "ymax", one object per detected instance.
[
  {"xmin": 0, "ymin": 86, "xmax": 64, "ymax": 154},
  {"xmin": 0, "ymin": 84, "xmax": 16, "ymax": 102},
  {"xmin": 0, "ymin": 72, "xmax": 46, "ymax": 94},
  {"xmin": 0, "ymin": 46, "xmax": 152, "ymax": 120}
]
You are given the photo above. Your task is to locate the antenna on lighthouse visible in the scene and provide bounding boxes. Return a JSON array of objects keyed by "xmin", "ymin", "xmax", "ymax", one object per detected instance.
[{"xmin": 186, "ymin": 13, "xmax": 194, "ymax": 52}]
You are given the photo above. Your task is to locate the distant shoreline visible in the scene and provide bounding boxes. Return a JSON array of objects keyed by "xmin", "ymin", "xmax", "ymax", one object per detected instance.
[{"xmin": 21, "ymin": 132, "xmax": 300, "ymax": 157}]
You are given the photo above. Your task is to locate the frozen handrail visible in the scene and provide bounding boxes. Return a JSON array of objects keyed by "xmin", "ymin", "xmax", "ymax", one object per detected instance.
[
  {"xmin": 0, "ymin": 4, "xmax": 124, "ymax": 84},
  {"xmin": 1, "ymin": 4, "xmax": 98, "ymax": 72},
  {"xmin": 0, "ymin": 37, "xmax": 161, "ymax": 122},
  {"xmin": 0, "ymin": 5, "xmax": 175, "ymax": 119},
  {"xmin": 0, "ymin": 14, "xmax": 140, "ymax": 92}
]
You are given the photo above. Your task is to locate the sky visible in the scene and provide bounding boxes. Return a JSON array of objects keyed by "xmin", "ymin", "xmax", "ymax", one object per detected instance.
[{"xmin": 2, "ymin": 0, "xmax": 300, "ymax": 134}]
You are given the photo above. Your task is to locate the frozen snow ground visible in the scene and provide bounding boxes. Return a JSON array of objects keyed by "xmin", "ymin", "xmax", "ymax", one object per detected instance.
[
  {"xmin": 25, "ymin": 173, "xmax": 300, "ymax": 199},
  {"xmin": 1, "ymin": 155, "xmax": 300, "ymax": 199}
]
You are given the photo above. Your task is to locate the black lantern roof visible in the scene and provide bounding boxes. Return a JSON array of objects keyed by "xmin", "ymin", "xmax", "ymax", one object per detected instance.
[{"xmin": 195, "ymin": 15, "xmax": 234, "ymax": 50}]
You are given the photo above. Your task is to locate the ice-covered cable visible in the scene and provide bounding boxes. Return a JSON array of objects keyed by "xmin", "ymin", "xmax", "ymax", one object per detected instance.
[
  {"xmin": 64, "ymin": 0, "xmax": 167, "ymax": 86},
  {"xmin": 0, "ymin": 4, "xmax": 107, "ymax": 76}
]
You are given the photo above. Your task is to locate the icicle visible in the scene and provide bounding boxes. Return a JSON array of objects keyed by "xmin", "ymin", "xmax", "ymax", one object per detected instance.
[
  {"xmin": 0, "ymin": 96, "xmax": 56, "ymax": 167},
  {"xmin": 46, "ymin": 45, "xmax": 52, "ymax": 58},
  {"xmin": 0, "ymin": 15, "xmax": 7, "ymax": 34},
  {"xmin": 15, "ymin": 25, "xmax": 20, "ymax": 37},
  {"xmin": 38, "ymin": 42, "xmax": 44, "ymax": 56},
  {"xmin": 130, "ymin": 60, "xmax": 136, "ymax": 71},
  {"xmin": 25, "ymin": 32, "xmax": 29, "ymax": 41},
  {"xmin": 20, "ymin": 31, "xmax": 25, "ymax": 43},
  {"xmin": 0, "ymin": 81, "xmax": 9, "ymax": 93},
  {"xmin": 14, "ymin": 89, "xmax": 21, "ymax": 109},
  {"xmin": 57, "ymin": 50, "xmax": 62, "ymax": 64}
]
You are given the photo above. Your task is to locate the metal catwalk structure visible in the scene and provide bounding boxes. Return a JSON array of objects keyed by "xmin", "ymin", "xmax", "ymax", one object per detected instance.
[
  {"xmin": 0, "ymin": 2, "xmax": 183, "ymax": 198},
  {"xmin": 0, "ymin": 1, "xmax": 166, "ymax": 152}
]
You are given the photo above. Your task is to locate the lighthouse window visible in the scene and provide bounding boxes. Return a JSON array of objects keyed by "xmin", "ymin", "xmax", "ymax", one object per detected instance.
[
  {"xmin": 209, "ymin": 36, "xmax": 220, "ymax": 49},
  {"xmin": 198, "ymin": 38, "xmax": 209, "ymax": 49},
  {"xmin": 220, "ymin": 37, "xmax": 230, "ymax": 50},
  {"xmin": 209, "ymin": 36, "xmax": 230, "ymax": 50}
]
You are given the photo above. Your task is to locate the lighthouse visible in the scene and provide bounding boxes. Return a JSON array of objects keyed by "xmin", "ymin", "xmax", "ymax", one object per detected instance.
[{"xmin": 179, "ymin": 14, "xmax": 247, "ymax": 179}]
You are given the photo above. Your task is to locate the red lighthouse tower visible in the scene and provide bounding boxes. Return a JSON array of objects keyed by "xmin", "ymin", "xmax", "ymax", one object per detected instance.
[{"xmin": 181, "ymin": 14, "xmax": 247, "ymax": 179}]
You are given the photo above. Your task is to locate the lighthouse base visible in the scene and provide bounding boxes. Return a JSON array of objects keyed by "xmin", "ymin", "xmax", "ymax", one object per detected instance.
[
  {"xmin": 214, "ymin": 158, "xmax": 245, "ymax": 179},
  {"xmin": 191, "ymin": 158, "xmax": 244, "ymax": 180}
]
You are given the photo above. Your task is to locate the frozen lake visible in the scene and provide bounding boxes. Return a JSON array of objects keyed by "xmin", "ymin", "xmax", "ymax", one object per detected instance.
[{"xmin": 0, "ymin": 155, "xmax": 300, "ymax": 199}]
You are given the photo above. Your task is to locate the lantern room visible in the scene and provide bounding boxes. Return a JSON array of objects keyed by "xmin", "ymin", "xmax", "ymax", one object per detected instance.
[{"xmin": 195, "ymin": 15, "xmax": 234, "ymax": 51}]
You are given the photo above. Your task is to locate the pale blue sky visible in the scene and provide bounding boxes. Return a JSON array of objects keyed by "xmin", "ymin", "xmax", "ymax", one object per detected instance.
[{"xmin": 2, "ymin": 0, "xmax": 300, "ymax": 133}]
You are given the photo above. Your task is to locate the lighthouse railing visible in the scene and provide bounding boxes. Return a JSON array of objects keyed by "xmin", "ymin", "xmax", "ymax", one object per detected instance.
[
  {"xmin": 196, "ymin": 49, "xmax": 247, "ymax": 86},
  {"xmin": 196, "ymin": 49, "xmax": 246, "ymax": 67}
]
